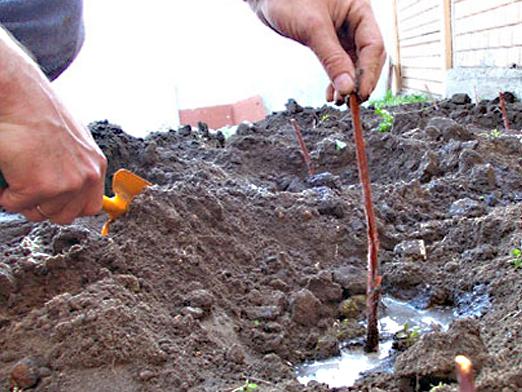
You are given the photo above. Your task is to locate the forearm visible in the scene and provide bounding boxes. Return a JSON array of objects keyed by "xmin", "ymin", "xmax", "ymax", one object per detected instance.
[{"xmin": 0, "ymin": 27, "xmax": 45, "ymax": 115}]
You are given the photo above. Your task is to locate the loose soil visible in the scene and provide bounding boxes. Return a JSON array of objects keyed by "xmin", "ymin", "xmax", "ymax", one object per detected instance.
[{"xmin": 0, "ymin": 94, "xmax": 521, "ymax": 392}]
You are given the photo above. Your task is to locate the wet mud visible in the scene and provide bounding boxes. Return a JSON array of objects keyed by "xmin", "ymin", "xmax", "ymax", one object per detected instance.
[{"xmin": 0, "ymin": 94, "xmax": 521, "ymax": 391}]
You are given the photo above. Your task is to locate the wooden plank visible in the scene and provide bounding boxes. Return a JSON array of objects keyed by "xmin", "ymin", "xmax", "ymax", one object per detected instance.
[
  {"xmin": 400, "ymin": 40, "xmax": 442, "ymax": 57},
  {"xmin": 402, "ymin": 77, "xmax": 444, "ymax": 95},
  {"xmin": 392, "ymin": 0, "xmax": 403, "ymax": 92},
  {"xmin": 400, "ymin": 31, "xmax": 441, "ymax": 48},
  {"xmin": 401, "ymin": 54, "xmax": 442, "ymax": 68},
  {"xmin": 398, "ymin": 0, "xmax": 439, "ymax": 22},
  {"xmin": 401, "ymin": 66, "xmax": 443, "ymax": 83},
  {"xmin": 441, "ymin": 0, "xmax": 453, "ymax": 70},
  {"xmin": 399, "ymin": 4, "xmax": 440, "ymax": 33},
  {"xmin": 399, "ymin": 20, "xmax": 441, "ymax": 40}
]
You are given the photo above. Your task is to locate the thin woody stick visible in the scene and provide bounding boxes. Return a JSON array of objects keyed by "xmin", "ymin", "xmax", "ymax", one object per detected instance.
[
  {"xmin": 349, "ymin": 95, "xmax": 381, "ymax": 353},
  {"xmin": 290, "ymin": 119, "xmax": 315, "ymax": 177},
  {"xmin": 499, "ymin": 92, "xmax": 511, "ymax": 131},
  {"xmin": 455, "ymin": 355, "xmax": 476, "ymax": 392}
]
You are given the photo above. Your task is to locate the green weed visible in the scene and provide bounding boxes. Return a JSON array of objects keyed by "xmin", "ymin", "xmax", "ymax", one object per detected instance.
[
  {"xmin": 511, "ymin": 248, "xmax": 522, "ymax": 270},
  {"xmin": 429, "ymin": 382, "xmax": 449, "ymax": 391},
  {"xmin": 232, "ymin": 380, "xmax": 258, "ymax": 392},
  {"xmin": 335, "ymin": 139, "xmax": 347, "ymax": 151},
  {"xmin": 485, "ymin": 128, "xmax": 503, "ymax": 139},
  {"xmin": 368, "ymin": 90, "xmax": 428, "ymax": 109},
  {"xmin": 375, "ymin": 107, "xmax": 394, "ymax": 133},
  {"xmin": 396, "ymin": 322, "xmax": 421, "ymax": 346}
]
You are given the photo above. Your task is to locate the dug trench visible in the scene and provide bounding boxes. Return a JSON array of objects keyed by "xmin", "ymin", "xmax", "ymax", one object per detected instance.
[{"xmin": 0, "ymin": 94, "xmax": 521, "ymax": 392}]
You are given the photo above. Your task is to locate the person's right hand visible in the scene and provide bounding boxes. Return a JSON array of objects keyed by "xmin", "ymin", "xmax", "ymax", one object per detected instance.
[{"xmin": 0, "ymin": 29, "xmax": 107, "ymax": 225}]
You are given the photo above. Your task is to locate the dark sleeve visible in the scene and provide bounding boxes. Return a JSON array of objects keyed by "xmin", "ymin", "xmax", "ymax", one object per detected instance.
[{"xmin": 0, "ymin": 0, "xmax": 84, "ymax": 80}]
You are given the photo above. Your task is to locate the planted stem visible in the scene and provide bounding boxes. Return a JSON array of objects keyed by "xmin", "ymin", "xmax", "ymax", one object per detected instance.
[
  {"xmin": 499, "ymin": 92, "xmax": 511, "ymax": 131},
  {"xmin": 290, "ymin": 119, "xmax": 315, "ymax": 177},
  {"xmin": 455, "ymin": 355, "xmax": 476, "ymax": 392},
  {"xmin": 349, "ymin": 95, "xmax": 381, "ymax": 353}
]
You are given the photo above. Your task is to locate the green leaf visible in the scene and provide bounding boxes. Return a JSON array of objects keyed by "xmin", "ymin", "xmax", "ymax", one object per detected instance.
[
  {"xmin": 335, "ymin": 139, "xmax": 347, "ymax": 150},
  {"xmin": 512, "ymin": 248, "xmax": 521, "ymax": 257}
]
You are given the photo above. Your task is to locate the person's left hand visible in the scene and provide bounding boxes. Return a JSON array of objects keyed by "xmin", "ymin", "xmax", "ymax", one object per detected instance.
[{"xmin": 247, "ymin": 0, "xmax": 386, "ymax": 103}]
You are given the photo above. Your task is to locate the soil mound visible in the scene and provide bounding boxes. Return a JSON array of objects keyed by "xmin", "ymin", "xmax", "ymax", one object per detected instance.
[{"xmin": 1, "ymin": 94, "xmax": 521, "ymax": 391}]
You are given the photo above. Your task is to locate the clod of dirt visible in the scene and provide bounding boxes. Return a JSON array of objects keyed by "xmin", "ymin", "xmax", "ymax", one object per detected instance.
[
  {"xmin": 10, "ymin": 358, "xmax": 41, "ymax": 389},
  {"xmin": 394, "ymin": 239, "xmax": 427, "ymax": 260},
  {"xmin": 448, "ymin": 198, "xmax": 486, "ymax": 218},
  {"xmin": 290, "ymin": 289, "xmax": 322, "ymax": 326},
  {"xmin": 395, "ymin": 319, "xmax": 487, "ymax": 390}
]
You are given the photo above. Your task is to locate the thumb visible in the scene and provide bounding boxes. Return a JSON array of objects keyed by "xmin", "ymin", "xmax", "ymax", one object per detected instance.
[{"xmin": 307, "ymin": 24, "xmax": 357, "ymax": 96}]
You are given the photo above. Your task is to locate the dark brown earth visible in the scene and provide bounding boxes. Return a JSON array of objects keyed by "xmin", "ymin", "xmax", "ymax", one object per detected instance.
[{"xmin": 0, "ymin": 94, "xmax": 521, "ymax": 392}]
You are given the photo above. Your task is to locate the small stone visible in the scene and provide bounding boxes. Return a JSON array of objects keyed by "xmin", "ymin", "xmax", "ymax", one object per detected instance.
[
  {"xmin": 290, "ymin": 289, "xmax": 321, "ymax": 326},
  {"xmin": 306, "ymin": 172, "xmax": 340, "ymax": 189},
  {"xmin": 138, "ymin": 370, "xmax": 155, "ymax": 382},
  {"xmin": 178, "ymin": 125, "xmax": 192, "ymax": 136},
  {"xmin": 394, "ymin": 240, "xmax": 427, "ymax": 261},
  {"xmin": 226, "ymin": 344, "xmax": 245, "ymax": 364},
  {"xmin": 332, "ymin": 265, "xmax": 366, "ymax": 295},
  {"xmin": 181, "ymin": 306, "xmax": 205, "ymax": 319},
  {"xmin": 425, "ymin": 117, "xmax": 472, "ymax": 142},
  {"xmin": 269, "ymin": 279, "xmax": 288, "ymax": 291},
  {"xmin": 451, "ymin": 93, "xmax": 471, "ymax": 105},
  {"xmin": 458, "ymin": 149, "xmax": 483, "ymax": 172},
  {"xmin": 186, "ymin": 289, "xmax": 215, "ymax": 311},
  {"xmin": 115, "ymin": 274, "xmax": 140, "ymax": 293},
  {"xmin": 285, "ymin": 98, "xmax": 303, "ymax": 114},
  {"xmin": 11, "ymin": 358, "xmax": 40, "ymax": 389},
  {"xmin": 245, "ymin": 306, "xmax": 281, "ymax": 321},
  {"xmin": 316, "ymin": 335, "xmax": 340, "ymax": 359},
  {"xmin": 470, "ymin": 164, "xmax": 497, "ymax": 190},
  {"xmin": 305, "ymin": 271, "xmax": 343, "ymax": 302},
  {"xmin": 275, "ymin": 207, "xmax": 285, "ymax": 220},
  {"xmin": 302, "ymin": 210, "xmax": 313, "ymax": 221},
  {"xmin": 449, "ymin": 198, "xmax": 485, "ymax": 218}
]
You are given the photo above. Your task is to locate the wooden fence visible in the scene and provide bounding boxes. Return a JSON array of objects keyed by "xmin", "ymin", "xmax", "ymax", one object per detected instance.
[{"xmin": 392, "ymin": 0, "xmax": 522, "ymax": 95}]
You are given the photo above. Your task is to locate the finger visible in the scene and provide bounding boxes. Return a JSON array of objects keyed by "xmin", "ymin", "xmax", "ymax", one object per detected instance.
[
  {"xmin": 47, "ymin": 197, "xmax": 85, "ymax": 225},
  {"xmin": 78, "ymin": 175, "xmax": 105, "ymax": 217},
  {"xmin": 349, "ymin": 3, "xmax": 386, "ymax": 100},
  {"xmin": 0, "ymin": 188, "xmax": 42, "ymax": 212},
  {"xmin": 306, "ymin": 20, "xmax": 356, "ymax": 97},
  {"xmin": 20, "ymin": 208, "xmax": 47, "ymax": 223},
  {"xmin": 326, "ymin": 83, "xmax": 335, "ymax": 102}
]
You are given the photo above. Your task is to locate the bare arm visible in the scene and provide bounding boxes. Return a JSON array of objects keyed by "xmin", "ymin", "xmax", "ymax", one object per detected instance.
[{"xmin": 0, "ymin": 27, "xmax": 107, "ymax": 224}]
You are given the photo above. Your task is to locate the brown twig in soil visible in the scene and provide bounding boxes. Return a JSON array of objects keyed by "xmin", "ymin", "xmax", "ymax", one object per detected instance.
[
  {"xmin": 498, "ymin": 91, "xmax": 511, "ymax": 131},
  {"xmin": 290, "ymin": 118, "xmax": 315, "ymax": 177},
  {"xmin": 455, "ymin": 355, "xmax": 476, "ymax": 392},
  {"xmin": 348, "ymin": 95, "xmax": 381, "ymax": 353}
]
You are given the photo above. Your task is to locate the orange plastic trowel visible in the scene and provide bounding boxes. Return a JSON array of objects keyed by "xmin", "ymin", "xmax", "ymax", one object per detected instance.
[
  {"xmin": 0, "ymin": 168, "xmax": 150, "ymax": 236},
  {"xmin": 101, "ymin": 169, "xmax": 152, "ymax": 236}
]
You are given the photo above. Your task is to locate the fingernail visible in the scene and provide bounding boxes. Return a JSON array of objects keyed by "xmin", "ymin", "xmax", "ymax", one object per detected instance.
[{"xmin": 333, "ymin": 73, "xmax": 354, "ymax": 95}]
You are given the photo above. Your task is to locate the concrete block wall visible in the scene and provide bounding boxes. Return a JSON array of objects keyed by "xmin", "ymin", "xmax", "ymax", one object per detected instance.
[{"xmin": 453, "ymin": 0, "xmax": 522, "ymax": 68}]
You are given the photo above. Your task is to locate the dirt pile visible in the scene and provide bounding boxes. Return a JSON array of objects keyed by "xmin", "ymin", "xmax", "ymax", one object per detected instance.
[{"xmin": 0, "ymin": 93, "xmax": 521, "ymax": 391}]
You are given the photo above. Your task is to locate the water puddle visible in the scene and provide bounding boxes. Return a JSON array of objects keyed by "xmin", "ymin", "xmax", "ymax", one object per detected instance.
[{"xmin": 296, "ymin": 296, "xmax": 454, "ymax": 388}]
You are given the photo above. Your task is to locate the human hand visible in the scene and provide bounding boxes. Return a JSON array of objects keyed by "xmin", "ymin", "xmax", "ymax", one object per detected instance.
[
  {"xmin": 0, "ymin": 30, "xmax": 107, "ymax": 224},
  {"xmin": 247, "ymin": 0, "xmax": 385, "ymax": 103}
]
